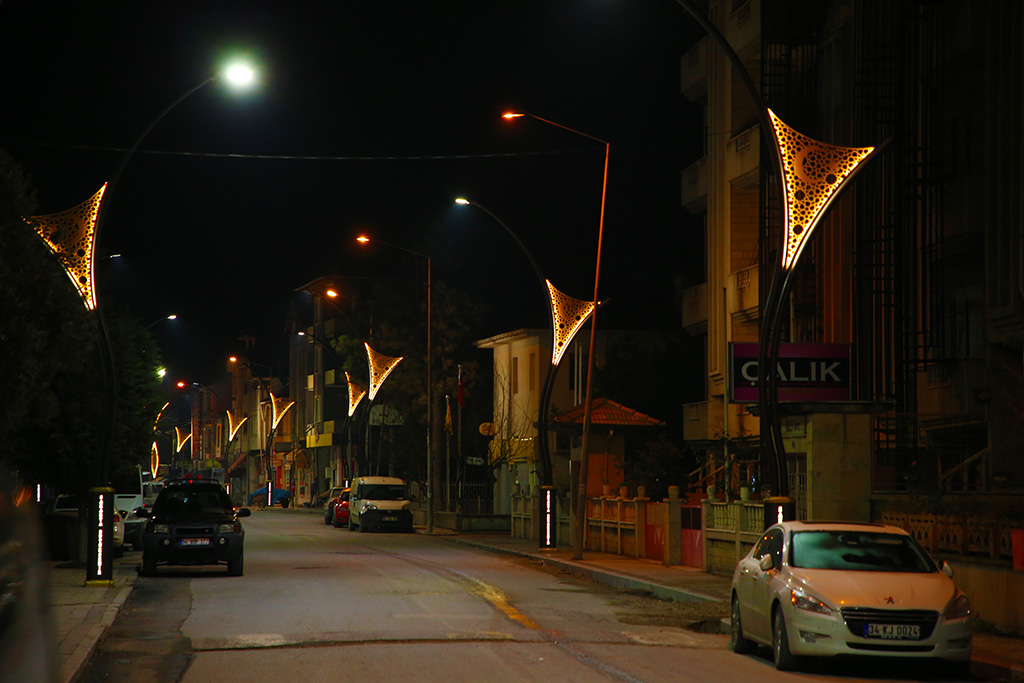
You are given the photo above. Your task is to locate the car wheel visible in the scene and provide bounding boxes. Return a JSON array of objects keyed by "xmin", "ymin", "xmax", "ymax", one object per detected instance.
[
  {"xmin": 729, "ymin": 596, "xmax": 756, "ymax": 654},
  {"xmin": 358, "ymin": 520, "xmax": 367, "ymax": 533},
  {"xmin": 772, "ymin": 606, "xmax": 799, "ymax": 671},
  {"xmin": 141, "ymin": 554, "xmax": 156, "ymax": 577},
  {"xmin": 228, "ymin": 550, "xmax": 244, "ymax": 577},
  {"xmin": 324, "ymin": 511, "xmax": 332, "ymax": 525},
  {"xmin": 113, "ymin": 544, "xmax": 124, "ymax": 559},
  {"xmin": 348, "ymin": 517, "xmax": 355, "ymax": 531},
  {"xmin": 332, "ymin": 510, "xmax": 344, "ymax": 528}
]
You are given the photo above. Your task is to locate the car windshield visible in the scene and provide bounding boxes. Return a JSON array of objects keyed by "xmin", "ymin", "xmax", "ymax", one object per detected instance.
[
  {"xmin": 790, "ymin": 531, "xmax": 936, "ymax": 573},
  {"xmin": 361, "ymin": 484, "xmax": 405, "ymax": 501},
  {"xmin": 153, "ymin": 488, "xmax": 234, "ymax": 516}
]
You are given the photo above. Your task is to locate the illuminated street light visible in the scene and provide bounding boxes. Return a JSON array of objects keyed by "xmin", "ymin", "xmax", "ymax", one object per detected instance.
[
  {"xmin": 454, "ymin": 196, "xmax": 596, "ymax": 549},
  {"xmin": 145, "ymin": 314, "xmax": 178, "ymax": 330},
  {"xmin": 356, "ymin": 235, "xmax": 432, "ymax": 533},
  {"xmin": 503, "ymin": 111, "xmax": 609, "ymax": 560},
  {"xmin": 24, "ymin": 59, "xmax": 258, "ymax": 586}
]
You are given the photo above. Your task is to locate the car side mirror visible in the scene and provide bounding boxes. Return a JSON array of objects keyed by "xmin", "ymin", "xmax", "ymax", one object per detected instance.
[
  {"xmin": 759, "ymin": 554, "xmax": 775, "ymax": 571},
  {"xmin": 939, "ymin": 560, "xmax": 954, "ymax": 578},
  {"xmin": 236, "ymin": 508, "xmax": 252, "ymax": 517}
]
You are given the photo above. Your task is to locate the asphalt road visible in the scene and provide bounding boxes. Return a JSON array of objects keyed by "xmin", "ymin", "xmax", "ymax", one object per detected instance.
[{"xmin": 78, "ymin": 511, "xmax": 987, "ymax": 683}]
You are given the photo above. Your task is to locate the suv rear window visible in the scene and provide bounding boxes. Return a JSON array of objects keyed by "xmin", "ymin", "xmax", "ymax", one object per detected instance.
[{"xmin": 154, "ymin": 486, "xmax": 234, "ymax": 515}]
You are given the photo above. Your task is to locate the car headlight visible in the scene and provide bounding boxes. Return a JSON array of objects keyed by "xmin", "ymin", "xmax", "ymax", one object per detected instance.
[
  {"xmin": 790, "ymin": 588, "xmax": 834, "ymax": 616},
  {"xmin": 218, "ymin": 523, "xmax": 240, "ymax": 534},
  {"xmin": 151, "ymin": 524, "xmax": 170, "ymax": 534},
  {"xmin": 944, "ymin": 593, "xmax": 971, "ymax": 620},
  {"xmin": 365, "ymin": 503, "xmax": 377, "ymax": 511}
]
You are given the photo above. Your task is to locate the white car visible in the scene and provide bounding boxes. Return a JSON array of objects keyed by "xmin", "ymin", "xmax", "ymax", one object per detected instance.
[{"xmin": 730, "ymin": 521, "xmax": 972, "ymax": 673}]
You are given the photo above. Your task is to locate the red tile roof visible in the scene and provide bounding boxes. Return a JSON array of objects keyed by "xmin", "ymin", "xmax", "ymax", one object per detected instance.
[{"xmin": 551, "ymin": 398, "xmax": 664, "ymax": 427}]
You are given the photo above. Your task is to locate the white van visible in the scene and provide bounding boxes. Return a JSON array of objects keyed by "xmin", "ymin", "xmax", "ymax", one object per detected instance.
[{"xmin": 348, "ymin": 476, "xmax": 414, "ymax": 533}]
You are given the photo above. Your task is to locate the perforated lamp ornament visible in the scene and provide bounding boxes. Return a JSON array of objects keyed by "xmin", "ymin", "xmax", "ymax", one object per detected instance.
[
  {"xmin": 25, "ymin": 185, "xmax": 106, "ymax": 311},
  {"xmin": 346, "ymin": 372, "xmax": 367, "ymax": 417},
  {"xmin": 547, "ymin": 280, "xmax": 597, "ymax": 366},
  {"xmin": 768, "ymin": 108, "xmax": 878, "ymax": 270},
  {"xmin": 365, "ymin": 343, "xmax": 404, "ymax": 401}
]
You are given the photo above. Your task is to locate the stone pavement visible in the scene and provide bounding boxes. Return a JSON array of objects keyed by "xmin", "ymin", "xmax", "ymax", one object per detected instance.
[{"xmin": 46, "ymin": 511, "xmax": 1024, "ymax": 682}]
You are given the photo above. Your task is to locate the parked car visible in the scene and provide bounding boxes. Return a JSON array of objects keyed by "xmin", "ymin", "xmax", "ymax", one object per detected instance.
[
  {"xmin": 321, "ymin": 487, "xmax": 348, "ymax": 524},
  {"xmin": 729, "ymin": 520, "xmax": 972, "ymax": 674},
  {"xmin": 138, "ymin": 479, "xmax": 251, "ymax": 576},
  {"xmin": 327, "ymin": 488, "xmax": 350, "ymax": 529},
  {"xmin": 348, "ymin": 476, "xmax": 413, "ymax": 533}
]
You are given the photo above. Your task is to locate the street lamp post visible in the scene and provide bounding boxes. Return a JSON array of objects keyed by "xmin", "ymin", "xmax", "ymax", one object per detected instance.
[
  {"xmin": 145, "ymin": 314, "xmax": 178, "ymax": 330},
  {"xmin": 356, "ymin": 236, "xmax": 433, "ymax": 533},
  {"xmin": 455, "ymin": 197, "xmax": 596, "ymax": 549},
  {"xmin": 27, "ymin": 61, "xmax": 256, "ymax": 586},
  {"xmin": 673, "ymin": 2, "xmax": 885, "ymax": 510},
  {"xmin": 502, "ymin": 112, "xmax": 609, "ymax": 560}
]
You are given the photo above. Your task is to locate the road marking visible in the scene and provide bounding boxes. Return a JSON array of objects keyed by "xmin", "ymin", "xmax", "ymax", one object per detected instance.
[{"xmin": 464, "ymin": 577, "xmax": 541, "ymax": 630}]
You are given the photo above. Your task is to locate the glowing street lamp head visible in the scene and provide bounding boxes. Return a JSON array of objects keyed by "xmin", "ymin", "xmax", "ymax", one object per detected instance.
[
  {"xmin": 325, "ymin": 288, "xmax": 338, "ymax": 298},
  {"xmin": 223, "ymin": 62, "xmax": 256, "ymax": 88},
  {"xmin": 454, "ymin": 197, "xmax": 470, "ymax": 206},
  {"xmin": 502, "ymin": 112, "xmax": 525, "ymax": 120},
  {"xmin": 356, "ymin": 236, "xmax": 370, "ymax": 244}
]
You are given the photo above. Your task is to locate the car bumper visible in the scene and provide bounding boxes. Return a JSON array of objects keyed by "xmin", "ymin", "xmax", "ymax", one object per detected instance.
[
  {"xmin": 785, "ymin": 606, "xmax": 973, "ymax": 662},
  {"xmin": 142, "ymin": 534, "xmax": 244, "ymax": 565},
  {"xmin": 357, "ymin": 509, "xmax": 413, "ymax": 531}
]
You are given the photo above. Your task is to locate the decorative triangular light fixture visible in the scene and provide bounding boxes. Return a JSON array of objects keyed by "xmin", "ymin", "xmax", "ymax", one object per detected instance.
[
  {"xmin": 226, "ymin": 410, "xmax": 248, "ymax": 441},
  {"xmin": 346, "ymin": 372, "xmax": 367, "ymax": 416},
  {"xmin": 25, "ymin": 185, "xmax": 107, "ymax": 310},
  {"xmin": 175, "ymin": 426, "xmax": 192, "ymax": 453},
  {"xmin": 547, "ymin": 279, "xmax": 596, "ymax": 366},
  {"xmin": 365, "ymin": 343, "xmax": 404, "ymax": 401},
  {"xmin": 269, "ymin": 393, "xmax": 294, "ymax": 430},
  {"xmin": 150, "ymin": 441, "xmax": 159, "ymax": 479},
  {"xmin": 768, "ymin": 109, "xmax": 877, "ymax": 270}
]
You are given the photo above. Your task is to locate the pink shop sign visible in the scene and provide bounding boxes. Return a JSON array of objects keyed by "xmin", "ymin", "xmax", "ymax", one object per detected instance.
[{"xmin": 731, "ymin": 343, "xmax": 850, "ymax": 402}]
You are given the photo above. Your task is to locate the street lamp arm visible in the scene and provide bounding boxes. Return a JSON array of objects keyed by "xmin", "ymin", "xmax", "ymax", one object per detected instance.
[{"xmin": 506, "ymin": 112, "xmax": 609, "ymax": 146}]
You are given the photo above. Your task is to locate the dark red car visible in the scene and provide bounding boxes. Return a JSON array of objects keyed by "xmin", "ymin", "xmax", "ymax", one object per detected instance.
[{"xmin": 325, "ymin": 488, "xmax": 350, "ymax": 528}]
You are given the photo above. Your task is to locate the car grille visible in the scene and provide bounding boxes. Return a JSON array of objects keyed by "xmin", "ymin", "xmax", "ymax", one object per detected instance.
[
  {"xmin": 841, "ymin": 607, "xmax": 939, "ymax": 640},
  {"xmin": 175, "ymin": 526, "xmax": 214, "ymax": 535}
]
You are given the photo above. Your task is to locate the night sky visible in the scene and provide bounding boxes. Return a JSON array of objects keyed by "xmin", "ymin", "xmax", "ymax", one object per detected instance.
[{"xmin": 1, "ymin": 2, "xmax": 704, "ymax": 383}]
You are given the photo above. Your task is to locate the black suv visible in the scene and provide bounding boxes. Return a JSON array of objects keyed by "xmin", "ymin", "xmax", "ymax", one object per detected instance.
[{"xmin": 138, "ymin": 479, "xmax": 251, "ymax": 576}]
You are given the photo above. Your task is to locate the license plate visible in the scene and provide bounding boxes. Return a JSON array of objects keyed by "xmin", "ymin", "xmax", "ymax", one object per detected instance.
[
  {"xmin": 180, "ymin": 538, "xmax": 210, "ymax": 547},
  {"xmin": 382, "ymin": 516, "xmax": 398, "ymax": 522},
  {"xmin": 866, "ymin": 623, "xmax": 919, "ymax": 639}
]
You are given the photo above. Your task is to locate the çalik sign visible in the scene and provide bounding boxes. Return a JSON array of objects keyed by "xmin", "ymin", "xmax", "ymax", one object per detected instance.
[{"xmin": 731, "ymin": 343, "xmax": 850, "ymax": 402}]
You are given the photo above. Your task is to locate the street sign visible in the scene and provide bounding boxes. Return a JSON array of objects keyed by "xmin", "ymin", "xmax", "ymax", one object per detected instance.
[{"xmin": 478, "ymin": 422, "xmax": 494, "ymax": 436}]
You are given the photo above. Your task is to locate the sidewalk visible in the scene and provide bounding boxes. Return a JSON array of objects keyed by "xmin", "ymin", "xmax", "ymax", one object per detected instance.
[
  {"xmin": 45, "ymin": 518, "xmax": 1024, "ymax": 682},
  {"xmin": 49, "ymin": 556, "xmax": 137, "ymax": 683},
  {"xmin": 447, "ymin": 532, "xmax": 1024, "ymax": 681}
]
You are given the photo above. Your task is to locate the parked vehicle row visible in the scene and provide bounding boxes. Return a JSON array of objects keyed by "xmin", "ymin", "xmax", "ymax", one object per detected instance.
[{"xmin": 322, "ymin": 477, "xmax": 414, "ymax": 533}]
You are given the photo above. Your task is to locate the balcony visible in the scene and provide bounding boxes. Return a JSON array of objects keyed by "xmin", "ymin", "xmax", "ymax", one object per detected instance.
[
  {"xmin": 680, "ymin": 156, "xmax": 708, "ymax": 213},
  {"xmin": 724, "ymin": 125, "xmax": 760, "ymax": 184},
  {"xmin": 683, "ymin": 401, "xmax": 709, "ymax": 442},
  {"xmin": 722, "ymin": 0, "xmax": 761, "ymax": 62},
  {"xmin": 727, "ymin": 265, "xmax": 759, "ymax": 323},
  {"xmin": 681, "ymin": 282, "xmax": 708, "ymax": 336},
  {"xmin": 680, "ymin": 37, "xmax": 708, "ymax": 102}
]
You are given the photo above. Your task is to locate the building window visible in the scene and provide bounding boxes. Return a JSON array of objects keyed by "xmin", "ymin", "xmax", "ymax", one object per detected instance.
[{"xmin": 512, "ymin": 357, "xmax": 519, "ymax": 395}]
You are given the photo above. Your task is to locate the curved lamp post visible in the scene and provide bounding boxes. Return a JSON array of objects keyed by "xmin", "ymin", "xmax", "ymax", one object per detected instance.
[
  {"xmin": 25, "ymin": 61, "xmax": 256, "ymax": 586},
  {"xmin": 356, "ymin": 235, "xmax": 432, "ymax": 533},
  {"xmin": 673, "ymin": 1, "xmax": 884, "ymax": 505},
  {"xmin": 502, "ymin": 111, "xmax": 609, "ymax": 560},
  {"xmin": 454, "ymin": 197, "xmax": 595, "ymax": 549}
]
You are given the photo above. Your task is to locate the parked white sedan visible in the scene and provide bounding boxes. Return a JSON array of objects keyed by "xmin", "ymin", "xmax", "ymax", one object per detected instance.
[{"xmin": 730, "ymin": 521, "xmax": 972, "ymax": 673}]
